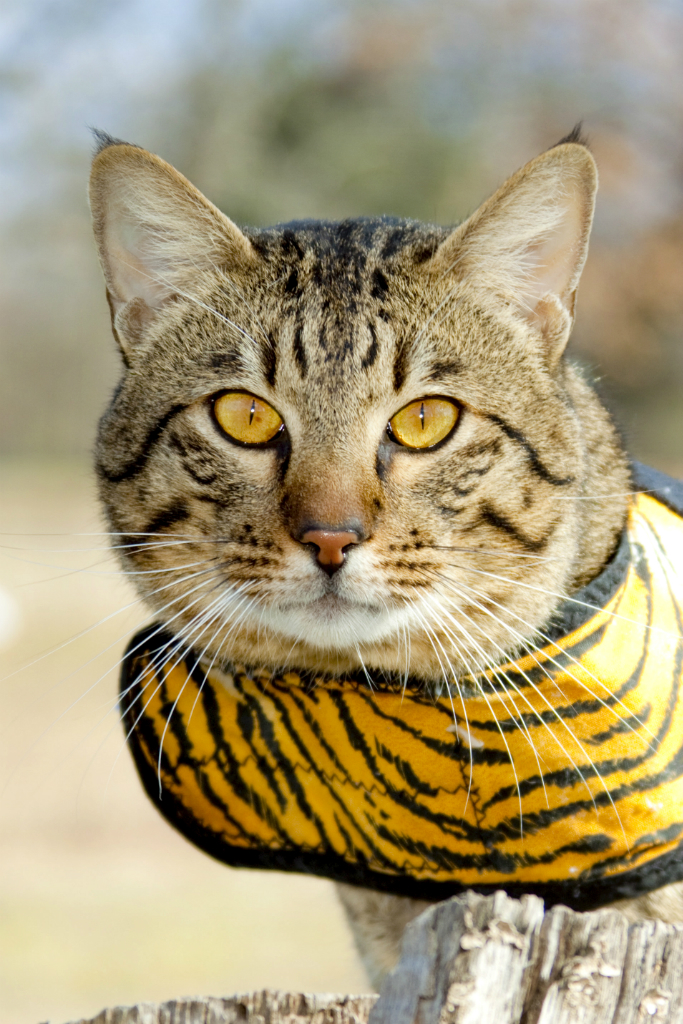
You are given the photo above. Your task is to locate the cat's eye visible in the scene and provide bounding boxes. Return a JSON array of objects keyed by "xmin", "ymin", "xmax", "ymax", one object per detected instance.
[
  {"xmin": 212, "ymin": 391, "xmax": 284, "ymax": 446},
  {"xmin": 388, "ymin": 397, "xmax": 459, "ymax": 450}
]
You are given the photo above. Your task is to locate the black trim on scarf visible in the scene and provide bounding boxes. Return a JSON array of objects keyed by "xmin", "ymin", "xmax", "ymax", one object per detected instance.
[
  {"xmin": 632, "ymin": 461, "xmax": 683, "ymax": 518},
  {"xmin": 544, "ymin": 461, "xmax": 683, "ymax": 642},
  {"xmin": 544, "ymin": 528, "xmax": 630, "ymax": 642}
]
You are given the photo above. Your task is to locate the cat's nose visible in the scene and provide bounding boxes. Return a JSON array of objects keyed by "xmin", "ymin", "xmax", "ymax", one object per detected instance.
[{"xmin": 299, "ymin": 528, "xmax": 361, "ymax": 575}]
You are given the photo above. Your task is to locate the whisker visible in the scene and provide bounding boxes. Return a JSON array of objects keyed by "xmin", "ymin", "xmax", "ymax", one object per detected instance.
[
  {"xmin": 408, "ymin": 604, "xmax": 480, "ymax": 817},
  {"xmin": 216, "ymin": 267, "xmax": 271, "ymax": 346},
  {"xmin": 116, "ymin": 578, "xmax": 249, "ymax": 716},
  {"xmin": 354, "ymin": 645, "xmax": 375, "ymax": 691},
  {"xmin": 110, "ymin": 252, "xmax": 262, "ymax": 351},
  {"xmin": 12, "ymin": 583, "xmax": 225, "ymax": 811},
  {"xmin": 111, "ymin": 582, "xmax": 257, "ymax": 787},
  {"xmin": 7, "ymin": 551, "xmax": 220, "ymax": 585},
  {"xmin": 434, "ymin": 568, "xmax": 657, "ymax": 746},
  {"xmin": 418, "ymin": 569, "xmax": 630, "ymax": 841},
  {"xmin": 436, "ymin": 558, "xmax": 683, "ymax": 641},
  {"xmin": 426, "ymin": 592, "xmax": 599, "ymax": 821},
  {"xmin": 2, "ymin": 569, "xmax": 228, "ymax": 794},
  {"xmin": 0, "ymin": 530, "xmax": 234, "ymax": 545},
  {"xmin": 421, "ymin": 544, "xmax": 550, "ymax": 562},
  {"xmin": 423, "ymin": 590, "xmax": 550, "ymax": 803},
  {"xmin": 421, "ymin": 596, "xmax": 538, "ymax": 832},
  {"xmin": 95, "ymin": 576, "xmax": 244, "ymax": 761},
  {"xmin": 153, "ymin": 591, "xmax": 247, "ymax": 793},
  {"xmin": 550, "ymin": 490, "xmax": 656, "ymax": 501},
  {"xmin": 422, "ymin": 596, "xmax": 554, "ymax": 815},
  {"xmin": 186, "ymin": 592, "xmax": 263, "ymax": 726},
  {"xmin": 0, "ymin": 558, "xmax": 224, "ymax": 691}
]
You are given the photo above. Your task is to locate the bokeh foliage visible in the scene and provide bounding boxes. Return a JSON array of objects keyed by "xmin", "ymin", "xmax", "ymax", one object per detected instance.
[{"xmin": 1, "ymin": 0, "xmax": 682, "ymax": 465}]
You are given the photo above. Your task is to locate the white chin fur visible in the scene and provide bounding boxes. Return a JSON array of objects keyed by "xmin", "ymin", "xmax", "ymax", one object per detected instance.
[{"xmin": 258, "ymin": 597, "xmax": 406, "ymax": 651}]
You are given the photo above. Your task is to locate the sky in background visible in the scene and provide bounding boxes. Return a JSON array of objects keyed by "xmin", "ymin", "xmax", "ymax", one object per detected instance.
[{"xmin": 0, "ymin": 0, "xmax": 338, "ymax": 208}]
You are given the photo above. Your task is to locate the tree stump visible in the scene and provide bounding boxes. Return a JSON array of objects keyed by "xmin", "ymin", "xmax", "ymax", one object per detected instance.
[
  {"xmin": 65, "ymin": 991, "xmax": 378, "ymax": 1023},
  {"xmin": 66, "ymin": 890, "xmax": 683, "ymax": 1024}
]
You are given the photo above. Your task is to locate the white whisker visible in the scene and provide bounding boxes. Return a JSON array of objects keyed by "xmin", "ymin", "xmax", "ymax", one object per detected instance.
[
  {"xmin": 426, "ymin": 563, "xmax": 657, "ymax": 745},
  {"xmin": 418, "ymin": 568, "xmax": 630, "ymax": 842},
  {"xmin": 437, "ymin": 557, "xmax": 683, "ymax": 641},
  {"xmin": 409, "ymin": 603, "xmax": 480, "ymax": 818},
  {"xmin": 111, "ymin": 252, "xmax": 262, "ymax": 350}
]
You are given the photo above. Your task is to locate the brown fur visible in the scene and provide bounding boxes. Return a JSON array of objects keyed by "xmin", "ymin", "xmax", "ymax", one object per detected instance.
[{"xmin": 90, "ymin": 135, "xmax": 641, "ymax": 987}]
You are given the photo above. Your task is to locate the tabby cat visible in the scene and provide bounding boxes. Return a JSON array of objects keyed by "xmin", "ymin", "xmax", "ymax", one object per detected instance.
[{"xmin": 90, "ymin": 129, "xmax": 683, "ymax": 990}]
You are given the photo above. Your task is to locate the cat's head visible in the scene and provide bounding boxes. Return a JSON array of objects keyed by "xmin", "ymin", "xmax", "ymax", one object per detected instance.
[{"xmin": 90, "ymin": 132, "xmax": 628, "ymax": 680}]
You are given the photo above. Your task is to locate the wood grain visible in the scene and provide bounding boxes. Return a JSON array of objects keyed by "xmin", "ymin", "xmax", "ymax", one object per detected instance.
[{"xmin": 67, "ymin": 991, "xmax": 379, "ymax": 1024}]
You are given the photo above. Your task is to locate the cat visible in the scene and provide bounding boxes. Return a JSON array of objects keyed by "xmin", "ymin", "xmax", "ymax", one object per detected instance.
[{"xmin": 89, "ymin": 128, "xmax": 683, "ymax": 990}]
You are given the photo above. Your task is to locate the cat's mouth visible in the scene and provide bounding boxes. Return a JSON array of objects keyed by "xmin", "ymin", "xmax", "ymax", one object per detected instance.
[{"xmin": 289, "ymin": 592, "xmax": 383, "ymax": 618}]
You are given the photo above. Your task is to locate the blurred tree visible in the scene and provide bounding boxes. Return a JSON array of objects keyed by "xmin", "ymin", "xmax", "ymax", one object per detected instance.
[{"xmin": 0, "ymin": 0, "xmax": 681, "ymax": 468}]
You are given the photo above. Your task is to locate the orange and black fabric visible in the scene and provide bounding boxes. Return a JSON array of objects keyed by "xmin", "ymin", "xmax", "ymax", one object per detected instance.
[{"xmin": 120, "ymin": 463, "xmax": 683, "ymax": 910}]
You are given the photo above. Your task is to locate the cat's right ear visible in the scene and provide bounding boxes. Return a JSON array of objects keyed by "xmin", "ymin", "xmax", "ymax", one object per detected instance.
[{"xmin": 89, "ymin": 138, "xmax": 257, "ymax": 359}]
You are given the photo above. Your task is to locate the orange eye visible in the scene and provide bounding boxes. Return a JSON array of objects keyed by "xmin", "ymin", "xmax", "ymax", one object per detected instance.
[
  {"xmin": 389, "ymin": 397, "xmax": 459, "ymax": 450},
  {"xmin": 213, "ymin": 392, "xmax": 284, "ymax": 445}
]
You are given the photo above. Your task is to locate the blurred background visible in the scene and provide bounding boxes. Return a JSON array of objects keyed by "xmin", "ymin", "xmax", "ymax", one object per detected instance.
[{"xmin": 1, "ymin": 0, "xmax": 682, "ymax": 1021}]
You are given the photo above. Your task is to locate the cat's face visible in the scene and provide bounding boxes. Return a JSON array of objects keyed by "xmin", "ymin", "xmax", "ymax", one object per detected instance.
[{"xmin": 90, "ymin": 136, "xmax": 628, "ymax": 679}]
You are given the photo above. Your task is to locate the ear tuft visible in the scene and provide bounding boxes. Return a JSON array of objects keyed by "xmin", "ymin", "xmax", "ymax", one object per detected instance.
[
  {"xmin": 426, "ymin": 142, "xmax": 598, "ymax": 366},
  {"xmin": 551, "ymin": 123, "xmax": 589, "ymax": 149},
  {"xmin": 89, "ymin": 143, "xmax": 257, "ymax": 356},
  {"xmin": 89, "ymin": 128, "xmax": 136, "ymax": 157}
]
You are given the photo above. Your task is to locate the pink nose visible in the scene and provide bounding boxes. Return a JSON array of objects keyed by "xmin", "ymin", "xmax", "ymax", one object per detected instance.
[{"xmin": 300, "ymin": 529, "xmax": 360, "ymax": 572}]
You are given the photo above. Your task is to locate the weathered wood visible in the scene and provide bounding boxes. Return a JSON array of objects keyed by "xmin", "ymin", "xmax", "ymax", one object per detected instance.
[
  {"xmin": 368, "ymin": 889, "xmax": 546, "ymax": 1024},
  {"xmin": 372, "ymin": 891, "xmax": 683, "ymax": 1023},
  {"xmin": 65, "ymin": 891, "xmax": 683, "ymax": 1024},
  {"xmin": 66, "ymin": 991, "xmax": 379, "ymax": 1024}
]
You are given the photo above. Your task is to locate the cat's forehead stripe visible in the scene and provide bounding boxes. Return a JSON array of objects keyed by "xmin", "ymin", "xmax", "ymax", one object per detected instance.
[
  {"xmin": 241, "ymin": 218, "xmax": 449, "ymax": 388},
  {"xmin": 360, "ymin": 323, "xmax": 379, "ymax": 370},
  {"xmin": 393, "ymin": 343, "xmax": 408, "ymax": 393},
  {"xmin": 292, "ymin": 324, "xmax": 307, "ymax": 377},
  {"xmin": 250, "ymin": 217, "xmax": 445, "ymax": 265}
]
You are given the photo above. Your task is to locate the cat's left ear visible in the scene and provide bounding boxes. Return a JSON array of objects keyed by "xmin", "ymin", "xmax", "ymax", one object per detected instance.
[{"xmin": 426, "ymin": 141, "xmax": 597, "ymax": 366}]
